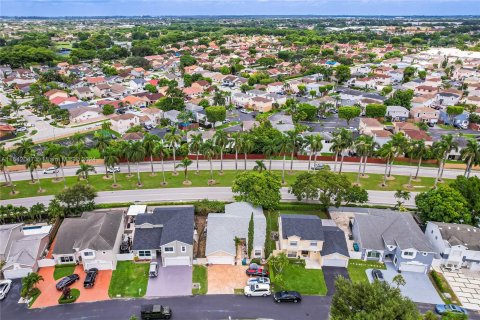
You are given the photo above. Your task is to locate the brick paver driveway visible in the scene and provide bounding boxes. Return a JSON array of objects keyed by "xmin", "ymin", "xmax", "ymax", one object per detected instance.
[
  {"xmin": 146, "ymin": 265, "xmax": 192, "ymax": 297},
  {"xmin": 207, "ymin": 265, "xmax": 248, "ymax": 294},
  {"xmin": 443, "ymin": 270, "xmax": 480, "ymax": 311},
  {"xmin": 32, "ymin": 265, "xmax": 111, "ymax": 308}
]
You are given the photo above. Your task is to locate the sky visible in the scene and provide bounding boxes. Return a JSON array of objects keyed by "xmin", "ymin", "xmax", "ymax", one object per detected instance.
[{"xmin": 1, "ymin": 0, "xmax": 480, "ymax": 17}]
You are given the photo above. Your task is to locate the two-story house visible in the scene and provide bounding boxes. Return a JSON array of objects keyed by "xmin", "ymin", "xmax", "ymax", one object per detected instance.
[
  {"xmin": 425, "ymin": 222, "xmax": 480, "ymax": 272},
  {"xmin": 352, "ymin": 210, "xmax": 436, "ymax": 273},
  {"xmin": 386, "ymin": 105, "xmax": 409, "ymax": 122},
  {"xmin": 131, "ymin": 206, "xmax": 195, "ymax": 267},
  {"xmin": 277, "ymin": 215, "xmax": 349, "ymax": 268}
]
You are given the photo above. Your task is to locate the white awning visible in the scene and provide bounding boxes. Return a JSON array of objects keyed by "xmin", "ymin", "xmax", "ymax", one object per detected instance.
[{"xmin": 127, "ymin": 205, "xmax": 147, "ymax": 216}]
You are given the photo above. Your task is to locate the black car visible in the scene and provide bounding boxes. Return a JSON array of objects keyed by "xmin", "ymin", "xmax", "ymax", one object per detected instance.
[
  {"xmin": 56, "ymin": 274, "xmax": 80, "ymax": 291},
  {"xmin": 371, "ymin": 269, "xmax": 385, "ymax": 281},
  {"xmin": 141, "ymin": 304, "xmax": 172, "ymax": 320},
  {"xmin": 273, "ymin": 291, "xmax": 302, "ymax": 303},
  {"xmin": 83, "ymin": 268, "xmax": 98, "ymax": 288}
]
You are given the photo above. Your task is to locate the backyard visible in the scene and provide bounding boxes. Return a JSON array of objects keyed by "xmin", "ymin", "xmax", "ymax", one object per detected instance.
[
  {"xmin": 108, "ymin": 261, "xmax": 149, "ymax": 298},
  {"xmin": 270, "ymin": 261, "xmax": 327, "ymax": 295},
  {"xmin": 347, "ymin": 259, "xmax": 386, "ymax": 283}
]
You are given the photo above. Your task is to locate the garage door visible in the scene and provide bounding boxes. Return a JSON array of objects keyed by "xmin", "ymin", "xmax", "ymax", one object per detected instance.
[
  {"xmin": 3, "ymin": 268, "xmax": 31, "ymax": 279},
  {"xmin": 322, "ymin": 258, "xmax": 348, "ymax": 268},
  {"xmin": 207, "ymin": 256, "xmax": 235, "ymax": 265},
  {"xmin": 400, "ymin": 263, "xmax": 426, "ymax": 273},
  {"xmin": 164, "ymin": 256, "xmax": 191, "ymax": 267},
  {"xmin": 84, "ymin": 261, "xmax": 113, "ymax": 270}
]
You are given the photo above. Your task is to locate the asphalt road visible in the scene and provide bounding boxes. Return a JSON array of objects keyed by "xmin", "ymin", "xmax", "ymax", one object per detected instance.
[
  {"xmin": 3, "ymin": 159, "xmax": 475, "ymax": 183},
  {"xmin": 0, "ymin": 187, "xmax": 417, "ymax": 208}
]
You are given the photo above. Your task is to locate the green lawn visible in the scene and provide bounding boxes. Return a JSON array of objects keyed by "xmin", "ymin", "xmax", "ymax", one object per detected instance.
[
  {"xmin": 347, "ymin": 259, "xmax": 386, "ymax": 284},
  {"xmin": 192, "ymin": 265, "xmax": 208, "ymax": 295},
  {"xmin": 108, "ymin": 261, "xmax": 149, "ymax": 298},
  {"xmin": 53, "ymin": 264, "xmax": 76, "ymax": 280},
  {"xmin": 270, "ymin": 261, "xmax": 327, "ymax": 295},
  {"xmin": 0, "ymin": 169, "xmax": 448, "ymax": 200}
]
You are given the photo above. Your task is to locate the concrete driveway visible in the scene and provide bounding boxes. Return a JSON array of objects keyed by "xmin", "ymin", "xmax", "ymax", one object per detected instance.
[
  {"xmin": 366, "ymin": 264, "xmax": 442, "ymax": 304},
  {"xmin": 146, "ymin": 264, "xmax": 192, "ymax": 297},
  {"xmin": 323, "ymin": 267, "xmax": 349, "ymax": 296},
  {"xmin": 207, "ymin": 265, "xmax": 249, "ymax": 294}
]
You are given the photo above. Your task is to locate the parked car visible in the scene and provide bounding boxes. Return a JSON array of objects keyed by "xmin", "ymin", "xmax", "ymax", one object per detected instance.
[
  {"xmin": 141, "ymin": 304, "xmax": 172, "ymax": 320},
  {"xmin": 83, "ymin": 268, "xmax": 98, "ymax": 288},
  {"xmin": 223, "ymin": 119, "xmax": 231, "ymax": 124},
  {"xmin": 43, "ymin": 166, "xmax": 59, "ymax": 174},
  {"xmin": 435, "ymin": 304, "xmax": 467, "ymax": 315},
  {"xmin": 16, "ymin": 126, "xmax": 27, "ymax": 132},
  {"xmin": 246, "ymin": 268, "xmax": 269, "ymax": 277},
  {"xmin": 371, "ymin": 269, "xmax": 384, "ymax": 281},
  {"xmin": 144, "ymin": 124, "xmax": 154, "ymax": 130},
  {"xmin": 273, "ymin": 291, "xmax": 302, "ymax": 303},
  {"xmin": 247, "ymin": 277, "xmax": 271, "ymax": 285},
  {"xmin": 427, "ymin": 122, "xmax": 435, "ymax": 127},
  {"xmin": 56, "ymin": 274, "xmax": 80, "ymax": 291},
  {"xmin": 0, "ymin": 280, "xmax": 12, "ymax": 300},
  {"xmin": 107, "ymin": 166, "xmax": 120, "ymax": 173},
  {"xmin": 244, "ymin": 283, "xmax": 271, "ymax": 297},
  {"xmin": 311, "ymin": 164, "xmax": 325, "ymax": 170},
  {"xmin": 149, "ymin": 262, "xmax": 158, "ymax": 278}
]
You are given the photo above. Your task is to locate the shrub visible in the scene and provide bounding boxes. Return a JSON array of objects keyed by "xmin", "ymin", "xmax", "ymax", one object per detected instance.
[
  {"xmin": 194, "ymin": 199, "xmax": 225, "ymax": 216},
  {"xmin": 250, "ymin": 258, "xmax": 261, "ymax": 265},
  {"xmin": 58, "ymin": 288, "xmax": 80, "ymax": 304},
  {"xmin": 431, "ymin": 271, "xmax": 446, "ymax": 292}
]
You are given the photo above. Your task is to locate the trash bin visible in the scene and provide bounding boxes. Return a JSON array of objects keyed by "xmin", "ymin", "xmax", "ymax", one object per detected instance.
[{"xmin": 242, "ymin": 258, "xmax": 247, "ymax": 266}]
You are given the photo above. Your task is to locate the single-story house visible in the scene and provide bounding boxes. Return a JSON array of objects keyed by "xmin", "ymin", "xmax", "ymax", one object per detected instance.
[
  {"xmin": 131, "ymin": 206, "xmax": 195, "ymax": 266},
  {"xmin": 52, "ymin": 211, "xmax": 124, "ymax": 270},
  {"xmin": 206, "ymin": 202, "xmax": 266, "ymax": 265}
]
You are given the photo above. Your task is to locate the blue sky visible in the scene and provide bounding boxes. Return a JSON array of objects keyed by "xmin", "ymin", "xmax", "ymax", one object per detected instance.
[{"xmin": 2, "ymin": 0, "xmax": 480, "ymax": 17}]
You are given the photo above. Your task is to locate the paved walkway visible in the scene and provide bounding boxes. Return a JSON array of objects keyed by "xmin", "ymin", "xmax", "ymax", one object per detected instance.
[{"xmin": 443, "ymin": 270, "xmax": 480, "ymax": 311}]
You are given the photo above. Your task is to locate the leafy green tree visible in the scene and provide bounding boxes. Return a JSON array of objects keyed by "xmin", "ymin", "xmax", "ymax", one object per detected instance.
[
  {"xmin": 450, "ymin": 176, "xmax": 480, "ymax": 222},
  {"xmin": 394, "ymin": 190, "xmax": 411, "ymax": 209},
  {"xmin": 415, "ymin": 185, "xmax": 471, "ymax": 224},
  {"xmin": 446, "ymin": 105, "xmax": 464, "ymax": 125},
  {"xmin": 248, "ymin": 212, "xmax": 254, "ymax": 258},
  {"xmin": 365, "ymin": 104, "xmax": 387, "ymax": 118},
  {"xmin": 330, "ymin": 277, "xmax": 420, "ymax": 320},
  {"xmin": 55, "ymin": 183, "xmax": 97, "ymax": 216},
  {"xmin": 335, "ymin": 65, "xmax": 351, "ymax": 84},
  {"xmin": 338, "ymin": 106, "xmax": 360, "ymax": 126},
  {"xmin": 344, "ymin": 185, "xmax": 369, "ymax": 205},
  {"xmin": 125, "ymin": 56, "xmax": 150, "ymax": 69},
  {"xmin": 180, "ymin": 55, "xmax": 196, "ymax": 67},
  {"xmin": 205, "ymin": 106, "xmax": 226, "ymax": 127},
  {"xmin": 102, "ymin": 104, "xmax": 115, "ymax": 115},
  {"xmin": 144, "ymin": 83, "xmax": 158, "ymax": 93},
  {"xmin": 295, "ymin": 103, "xmax": 317, "ymax": 121},
  {"xmin": 403, "ymin": 66, "xmax": 416, "ymax": 82},
  {"xmin": 256, "ymin": 57, "xmax": 277, "ymax": 67},
  {"xmin": 385, "ymin": 89, "xmax": 414, "ymax": 110},
  {"xmin": 232, "ymin": 171, "xmax": 282, "ymax": 210},
  {"xmin": 269, "ymin": 252, "xmax": 289, "ymax": 274}
]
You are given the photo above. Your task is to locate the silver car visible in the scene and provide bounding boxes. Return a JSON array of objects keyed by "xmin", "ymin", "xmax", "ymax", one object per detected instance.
[
  {"xmin": 0, "ymin": 280, "xmax": 12, "ymax": 300},
  {"xmin": 247, "ymin": 277, "xmax": 271, "ymax": 285}
]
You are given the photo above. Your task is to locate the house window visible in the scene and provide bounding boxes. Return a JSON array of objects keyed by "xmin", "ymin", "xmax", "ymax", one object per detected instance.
[
  {"xmin": 254, "ymin": 250, "xmax": 262, "ymax": 257},
  {"xmin": 83, "ymin": 252, "xmax": 94, "ymax": 257},
  {"xmin": 60, "ymin": 256, "xmax": 74, "ymax": 263},
  {"xmin": 367, "ymin": 251, "xmax": 381, "ymax": 258},
  {"xmin": 403, "ymin": 251, "xmax": 414, "ymax": 257},
  {"xmin": 164, "ymin": 247, "xmax": 174, "ymax": 253},
  {"xmin": 289, "ymin": 241, "xmax": 298, "ymax": 247},
  {"xmin": 287, "ymin": 251, "xmax": 297, "ymax": 258},
  {"xmin": 310, "ymin": 242, "xmax": 317, "ymax": 247},
  {"xmin": 181, "ymin": 246, "xmax": 187, "ymax": 253},
  {"xmin": 138, "ymin": 250, "xmax": 151, "ymax": 257}
]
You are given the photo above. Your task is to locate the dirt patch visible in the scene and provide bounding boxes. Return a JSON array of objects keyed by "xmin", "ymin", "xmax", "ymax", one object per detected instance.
[
  {"xmin": 194, "ymin": 216, "xmax": 207, "ymax": 258},
  {"xmin": 330, "ymin": 211, "xmax": 355, "ymax": 251}
]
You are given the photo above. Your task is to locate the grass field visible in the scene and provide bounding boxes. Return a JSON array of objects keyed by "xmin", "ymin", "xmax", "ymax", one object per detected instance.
[
  {"xmin": 53, "ymin": 264, "xmax": 76, "ymax": 280},
  {"xmin": 108, "ymin": 261, "xmax": 149, "ymax": 298},
  {"xmin": 270, "ymin": 261, "xmax": 327, "ymax": 295},
  {"xmin": 0, "ymin": 169, "xmax": 450, "ymax": 200},
  {"xmin": 347, "ymin": 259, "xmax": 386, "ymax": 283},
  {"xmin": 192, "ymin": 266, "xmax": 208, "ymax": 295}
]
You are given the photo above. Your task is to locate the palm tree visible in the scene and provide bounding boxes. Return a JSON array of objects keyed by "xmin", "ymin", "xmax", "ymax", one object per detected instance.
[
  {"xmin": 76, "ymin": 163, "xmax": 96, "ymax": 183},
  {"xmin": 378, "ymin": 142, "xmax": 397, "ymax": 187},
  {"xmin": 276, "ymin": 135, "xmax": 290, "ymax": 184},
  {"xmin": 21, "ymin": 272, "xmax": 44, "ymax": 299},
  {"xmin": 71, "ymin": 133, "xmax": 86, "ymax": 144},
  {"xmin": 94, "ymin": 131, "xmax": 111, "ymax": 155},
  {"xmin": 460, "ymin": 139, "xmax": 480, "ymax": 178},
  {"xmin": 311, "ymin": 134, "xmax": 324, "ymax": 169},
  {"xmin": 240, "ymin": 135, "xmax": 255, "ymax": 171},
  {"xmin": 44, "ymin": 143, "xmax": 68, "ymax": 188},
  {"xmin": 263, "ymin": 140, "xmax": 278, "ymax": 171},
  {"xmin": 154, "ymin": 141, "xmax": 171, "ymax": 186},
  {"xmin": 388, "ymin": 133, "xmax": 408, "ymax": 177},
  {"xmin": 143, "ymin": 133, "xmax": 159, "ymax": 175},
  {"xmin": 434, "ymin": 134, "xmax": 458, "ymax": 186},
  {"xmin": 25, "ymin": 150, "xmax": 43, "ymax": 192},
  {"xmin": 361, "ymin": 135, "xmax": 377, "ymax": 177},
  {"xmin": 14, "ymin": 138, "xmax": 34, "ymax": 158},
  {"xmin": 285, "ymin": 130, "xmax": 303, "ymax": 173},
  {"xmin": 165, "ymin": 127, "xmax": 183, "ymax": 175},
  {"xmin": 103, "ymin": 146, "xmax": 120, "ymax": 184},
  {"xmin": 410, "ymin": 139, "xmax": 429, "ymax": 180},
  {"xmin": 200, "ymin": 140, "xmax": 219, "ymax": 182},
  {"xmin": 189, "ymin": 133, "xmax": 203, "ymax": 174},
  {"xmin": 253, "ymin": 160, "xmax": 267, "ymax": 172},
  {"xmin": 213, "ymin": 130, "xmax": 229, "ymax": 173},
  {"xmin": 176, "ymin": 157, "xmax": 193, "ymax": 183},
  {"xmin": 330, "ymin": 131, "xmax": 343, "ymax": 173},
  {"xmin": 330, "ymin": 129, "xmax": 353, "ymax": 174},
  {"xmin": 69, "ymin": 142, "xmax": 88, "ymax": 164},
  {"xmin": 354, "ymin": 136, "xmax": 370, "ymax": 184},
  {"xmin": 0, "ymin": 147, "xmax": 12, "ymax": 186},
  {"xmin": 231, "ymin": 132, "xmax": 242, "ymax": 171},
  {"xmin": 128, "ymin": 141, "xmax": 146, "ymax": 186},
  {"xmin": 394, "ymin": 189, "xmax": 411, "ymax": 209}
]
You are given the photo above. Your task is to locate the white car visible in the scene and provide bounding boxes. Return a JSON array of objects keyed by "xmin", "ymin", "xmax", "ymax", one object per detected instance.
[
  {"xmin": 247, "ymin": 277, "xmax": 271, "ymax": 285},
  {"xmin": 43, "ymin": 167, "xmax": 59, "ymax": 174},
  {"xmin": 0, "ymin": 280, "xmax": 12, "ymax": 300},
  {"xmin": 107, "ymin": 166, "xmax": 120, "ymax": 173},
  {"xmin": 16, "ymin": 127, "xmax": 28, "ymax": 132},
  {"xmin": 244, "ymin": 283, "xmax": 271, "ymax": 297}
]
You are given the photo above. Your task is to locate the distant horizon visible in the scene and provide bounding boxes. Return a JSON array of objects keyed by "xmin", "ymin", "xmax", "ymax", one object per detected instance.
[
  {"xmin": 2, "ymin": 0, "xmax": 480, "ymax": 17},
  {"xmin": 2, "ymin": 14, "xmax": 480, "ymax": 18}
]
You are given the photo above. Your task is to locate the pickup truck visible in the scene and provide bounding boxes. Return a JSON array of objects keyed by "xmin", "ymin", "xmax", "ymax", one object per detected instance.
[{"xmin": 140, "ymin": 304, "xmax": 172, "ymax": 319}]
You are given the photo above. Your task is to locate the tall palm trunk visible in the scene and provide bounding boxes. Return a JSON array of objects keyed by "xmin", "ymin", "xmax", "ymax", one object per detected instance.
[
  {"xmin": 150, "ymin": 155, "xmax": 155, "ymax": 175},
  {"xmin": 362, "ymin": 155, "xmax": 368, "ymax": 176},
  {"xmin": 282, "ymin": 154, "xmax": 286, "ymax": 184},
  {"xmin": 60, "ymin": 166, "xmax": 66, "ymax": 188},
  {"xmin": 465, "ymin": 158, "xmax": 472, "ymax": 177},
  {"xmin": 415, "ymin": 156, "xmax": 422, "ymax": 179},
  {"xmin": 29, "ymin": 169, "xmax": 35, "ymax": 183},
  {"xmin": 339, "ymin": 154, "xmax": 345, "ymax": 174},
  {"xmin": 244, "ymin": 152, "xmax": 247, "ymax": 171},
  {"xmin": 220, "ymin": 149, "xmax": 224, "ymax": 173},
  {"xmin": 269, "ymin": 157, "xmax": 272, "ymax": 171},
  {"xmin": 172, "ymin": 148, "xmax": 177, "ymax": 174},
  {"xmin": 382, "ymin": 159, "xmax": 389, "ymax": 186},
  {"xmin": 112, "ymin": 170, "xmax": 117, "ymax": 186},
  {"xmin": 209, "ymin": 159, "xmax": 214, "ymax": 180},
  {"xmin": 235, "ymin": 149, "xmax": 238, "ymax": 171},
  {"xmin": 136, "ymin": 162, "xmax": 142, "ymax": 185},
  {"xmin": 161, "ymin": 157, "xmax": 166, "ymax": 184},
  {"xmin": 308, "ymin": 149, "xmax": 313, "ymax": 172},
  {"xmin": 290, "ymin": 149, "xmax": 294, "ymax": 172},
  {"xmin": 196, "ymin": 152, "xmax": 200, "ymax": 174},
  {"xmin": 2, "ymin": 170, "xmax": 10, "ymax": 186},
  {"xmin": 105, "ymin": 164, "xmax": 110, "ymax": 178},
  {"xmin": 356, "ymin": 156, "xmax": 363, "ymax": 184},
  {"xmin": 35, "ymin": 168, "xmax": 42, "ymax": 192},
  {"xmin": 333, "ymin": 152, "xmax": 338, "ymax": 172},
  {"xmin": 313, "ymin": 148, "xmax": 318, "ymax": 169},
  {"xmin": 126, "ymin": 160, "xmax": 131, "ymax": 176}
]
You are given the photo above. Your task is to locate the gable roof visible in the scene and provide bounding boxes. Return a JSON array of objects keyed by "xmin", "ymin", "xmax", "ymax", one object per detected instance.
[
  {"xmin": 132, "ymin": 206, "xmax": 194, "ymax": 250},
  {"xmin": 281, "ymin": 214, "xmax": 324, "ymax": 241},
  {"xmin": 0, "ymin": 223, "xmax": 22, "ymax": 256},
  {"xmin": 3, "ymin": 233, "xmax": 48, "ymax": 269},
  {"xmin": 53, "ymin": 211, "xmax": 123, "ymax": 254},
  {"xmin": 321, "ymin": 226, "xmax": 350, "ymax": 257}
]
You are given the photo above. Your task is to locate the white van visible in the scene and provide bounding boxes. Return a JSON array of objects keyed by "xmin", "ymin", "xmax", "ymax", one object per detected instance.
[
  {"xmin": 244, "ymin": 283, "xmax": 271, "ymax": 297},
  {"xmin": 149, "ymin": 262, "xmax": 158, "ymax": 277}
]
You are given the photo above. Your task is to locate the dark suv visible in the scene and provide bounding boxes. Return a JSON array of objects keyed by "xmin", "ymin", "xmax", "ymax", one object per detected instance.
[
  {"xmin": 141, "ymin": 304, "xmax": 172, "ymax": 319},
  {"xmin": 56, "ymin": 274, "xmax": 80, "ymax": 291},
  {"xmin": 83, "ymin": 268, "xmax": 98, "ymax": 288}
]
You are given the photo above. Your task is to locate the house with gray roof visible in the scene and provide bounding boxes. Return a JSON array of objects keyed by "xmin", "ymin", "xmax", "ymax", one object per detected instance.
[
  {"xmin": 425, "ymin": 222, "xmax": 480, "ymax": 272},
  {"xmin": 206, "ymin": 202, "xmax": 266, "ymax": 265},
  {"xmin": 277, "ymin": 215, "xmax": 349, "ymax": 269},
  {"xmin": 132, "ymin": 206, "xmax": 194, "ymax": 267},
  {"xmin": 52, "ymin": 211, "xmax": 124, "ymax": 270},
  {"xmin": 351, "ymin": 210, "xmax": 436, "ymax": 273}
]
